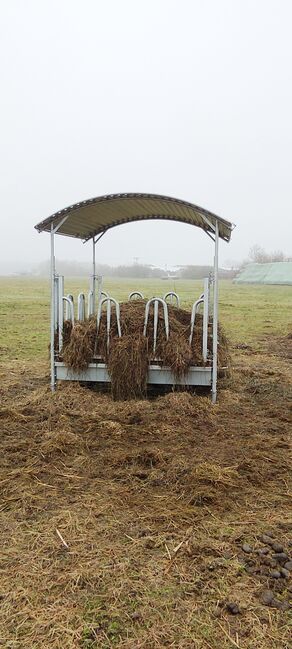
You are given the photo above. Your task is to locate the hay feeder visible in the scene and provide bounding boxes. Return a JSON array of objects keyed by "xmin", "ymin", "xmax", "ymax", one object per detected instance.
[{"xmin": 35, "ymin": 193, "xmax": 234, "ymax": 402}]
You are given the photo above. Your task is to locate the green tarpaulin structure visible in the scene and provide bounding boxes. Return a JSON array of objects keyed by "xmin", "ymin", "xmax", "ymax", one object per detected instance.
[{"xmin": 234, "ymin": 262, "xmax": 292, "ymax": 285}]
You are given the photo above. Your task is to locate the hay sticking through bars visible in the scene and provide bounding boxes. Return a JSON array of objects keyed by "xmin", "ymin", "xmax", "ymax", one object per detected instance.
[
  {"xmin": 158, "ymin": 334, "xmax": 193, "ymax": 379},
  {"xmin": 108, "ymin": 333, "xmax": 149, "ymax": 400},
  {"xmin": 63, "ymin": 319, "xmax": 73, "ymax": 348},
  {"xmin": 61, "ymin": 301, "xmax": 230, "ymax": 398},
  {"xmin": 62, "ymin": 319, "xmax": 96, "ymax": 371}
]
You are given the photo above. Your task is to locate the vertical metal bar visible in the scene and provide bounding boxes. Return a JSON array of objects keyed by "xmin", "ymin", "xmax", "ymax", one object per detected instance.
[
  {"xmin": 77, "ymin": 293, "xmax": 85, "ymax": 320},
  {"xmin": 58, "ymin": 275, "xmax": 64, "ymax": 353},
  {"xmin": 202, "ymin": 277, "xmax": 209, "ymax": 362},
  {"xmin": 92, "ymin": 237, "xmax": 96, "ymax": 313},
  {"xmin": 97, "ymin": 275, "xmax": 103, "ymax": 311},
  {"xmin": 116, "ymin": 302, "xmax": 122, "ymax": 338},
  {"xmin": 63, "ymin": 297, "xmax": 74, "ymax": 324},
  {"xmin": 87, "ymin": 291, "xmax": 93, "ymax": 317},
  {"xmin": 66, "ymin": 294, "xmax": 74, "ymax": 319},
  {"xmin": 107, "ymin": 299, "xmax": 111, "ymax": 350},
  {"xmin": 50, "ymin": 225, "xmax": 56, "ymax": 391},
  {"xmin": 189, "ymin": 298, "xmax": 203, "ymax": 345},
  {"xmin": 163, "ymin": 302, "xmax": 169, "ymax": 340},
  {"xmin": 54, "ymin": 276, "xmax": 59, "ymax": 329},
  {"xmin": 143, "ymin": 302, "xmax": 149, "ymax": 337},
  {"xmin": 212, "ymin": 222, "xmax": 219, "ymax": 403},
  {"xmin": 153, "ymin": 300, "xmax": 158, "ymax": 353}
]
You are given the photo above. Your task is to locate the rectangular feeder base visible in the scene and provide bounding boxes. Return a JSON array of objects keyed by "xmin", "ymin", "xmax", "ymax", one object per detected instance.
[{"xmin": 55, "ymin": 362, "xmax": 212, "ymax": 387}]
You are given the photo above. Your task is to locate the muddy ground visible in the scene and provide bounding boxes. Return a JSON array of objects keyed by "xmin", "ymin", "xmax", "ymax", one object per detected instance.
[{"xmin": 0, "ymin": 334, "xmax": 291, "ymax": 648}]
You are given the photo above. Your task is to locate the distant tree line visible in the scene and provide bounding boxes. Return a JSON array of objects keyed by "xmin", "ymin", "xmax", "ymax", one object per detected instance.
[
  {"xmin": 35, "ymin": 260, "xmax": 167, "ymax": 278},
  {"xmin": 179, "ymin": 265, "xmax": 235, "ymax": 279},
  {"xmin": 32, "ymin": 247, "xmax": 291, "ymax": 280},
  {"xmin": 34, "ymin": 260, "xmax": 235, "ymax": 279}
]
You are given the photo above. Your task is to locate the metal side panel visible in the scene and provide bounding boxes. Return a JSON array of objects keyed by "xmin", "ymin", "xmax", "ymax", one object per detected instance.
[{"xmin": 55, "ymin": 362, "xmax": 212, "ymax": 386}]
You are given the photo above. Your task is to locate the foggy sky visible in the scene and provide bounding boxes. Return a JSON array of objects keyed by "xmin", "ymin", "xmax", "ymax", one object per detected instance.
[{"xmin": 1, "ymin": 0, "xmax": 292, "ymax": 272}]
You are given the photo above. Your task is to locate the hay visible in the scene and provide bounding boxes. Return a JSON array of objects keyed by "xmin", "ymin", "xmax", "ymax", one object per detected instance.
[
  {"xmin": 62, "ymin": 319, "xmax": 96, "ymax": 371},
  {"xmin": 60, "ymin": 301, "xmax": 230, "ymax": 398},
  {"xmin": 107, "ymin": 333, "xmax": 149, "ymax": 400},
  {"xmin": 158, "ymin": 334, "xmax": 194, "ymax": 378}
]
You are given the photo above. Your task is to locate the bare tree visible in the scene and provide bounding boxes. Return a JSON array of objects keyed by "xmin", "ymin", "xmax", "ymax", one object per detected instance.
[
  {"xmin": 249, "ymin": 245, "xmax": 269, "ymax": 263},
  {"xmin": 248, "ymin": 245, "xmax": 290, "ymax": 264}
]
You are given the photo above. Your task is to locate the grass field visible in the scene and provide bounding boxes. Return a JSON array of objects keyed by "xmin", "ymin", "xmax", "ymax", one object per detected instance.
[
  {"xmin": 0, "ymin": 277, "xmax": 291, "ymax": 649},
  {"xmin": 0, "ymin": 276, "xmax": 291, "ymax": 362}
]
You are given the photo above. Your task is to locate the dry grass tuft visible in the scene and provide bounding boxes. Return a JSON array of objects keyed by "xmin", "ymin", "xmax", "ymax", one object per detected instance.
[{"xmin": 192, "ymin": 462, "xmax": 239, "ymax": 487}]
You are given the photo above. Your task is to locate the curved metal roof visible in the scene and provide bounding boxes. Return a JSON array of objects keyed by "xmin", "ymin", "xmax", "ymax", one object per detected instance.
[{"xmin": 35, "ymin": 193, "xmax": 234, "ymax": 242}]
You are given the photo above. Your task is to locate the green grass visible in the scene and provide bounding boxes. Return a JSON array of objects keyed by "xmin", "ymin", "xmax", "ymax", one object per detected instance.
[{"xmin": 0, "ymin": 276, "xmax": 291, "ymax": 362}]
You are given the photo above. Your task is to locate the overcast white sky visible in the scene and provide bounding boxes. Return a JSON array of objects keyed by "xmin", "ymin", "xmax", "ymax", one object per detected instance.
[{"xmin": 1, "ymin": 0, "xmax": 291, "ymax": 272}]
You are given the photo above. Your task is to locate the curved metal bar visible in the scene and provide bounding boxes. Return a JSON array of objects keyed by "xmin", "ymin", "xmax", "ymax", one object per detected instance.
[
  {"xmin": 128, "ymin": 291, "xmax": 144, "ymax": 300},
  {"xmin": 143, "ymin": 297, "xmax": 169, "ymax": 353},
  {"xmin": 97, "ymin": 297, "xmax": 121, "ymax": 350},
  {"xmin": 65, "ymin": 294, "xmax": 74, "ymax": 320},
  {"xmin": 163, "ymin": 291, "xmax": 180, "ymax": 307},
  {"xmin": 63, "ymin": 296, "xmax": 74, "ymax": 324},
  {"xmin": 189, "ymin": 298, "xmax": 203, "ymax": 345},
  {"xmin": 101, "ymin": 290, "xmax": 109, "ymax": 299},
  {"xmin": 77, "ymin": 293, "xmax": 86, "ymax": 320}
]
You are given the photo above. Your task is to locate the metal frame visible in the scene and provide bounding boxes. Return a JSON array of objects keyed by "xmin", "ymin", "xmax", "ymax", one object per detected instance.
[
  {"xmin": 55, "ymin": 361, "xmax": 212, "ymax": 387},
  {"xmin": 90, "ymin": 233, "xmax": 105, "ymax": 313},
  {"xmin": 189, "ymin": 297, "xmax": 204, "ymax": 346},
  {"xmin": 57, "ymin": 276, "xmax": 64, "ymax": 353},
  {"xmin": 202, "ymin": 277, "xmax": 209, "ymax": 363},
  {"xmin": 212, "ymin": 221, "xmax": 219, "ymax": 403},
  {"xmin": 163, "ymin": 291, "xmax": 180, "ymax": 307},
  {"xmin": 50, "ymin": 217, "xmax": 69, "ymax": 391},
  {"xmin": 97, "ymin": 296, "xmax": 122, "ymax": 350},
  {"xmin": 65, "ymin": 294, "xmax": 74, "ymax": 319},
  {"xmin": 48, "ymin": 203, "xmax": 223, "ymax": 401},
  {"xmin": 189, "ymin": 278, "xmax": 209, "ymax": 362},
  {"xmin": 77, "ymin": 293, "xmax": 86, "ymax": 320},
  {"xmin": 129, "ymin": 291, "xmax": 144, "ymax": 300},
  {"xmin": 143, "ymin": 298, "xmax": 169, "ymax": 354},
  {"xmin": 63, "ymin": 296, "xmax": 74, "ymax": 323}
]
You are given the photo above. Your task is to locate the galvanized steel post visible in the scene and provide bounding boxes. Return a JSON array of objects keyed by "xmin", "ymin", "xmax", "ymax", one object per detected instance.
[
  {"xmin": 92, "ymin": 237, "xmax": 96, "ymax": 313},
  {"xmin": 50, "ymin": 224, "xmax": 56, "ymax": 391},
  {"xmin": 212, "ymin": 221, "xmax": 219, "ymax": 403}
]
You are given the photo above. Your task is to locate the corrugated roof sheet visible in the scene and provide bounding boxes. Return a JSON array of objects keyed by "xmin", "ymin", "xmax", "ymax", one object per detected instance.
[
  {"xmin": 234, "ymin": 262, "xmax": 292, "ymax": 285},
  {"xmin": 34, "ymin": 193, "xmax": 234, "ymax": 242}
]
